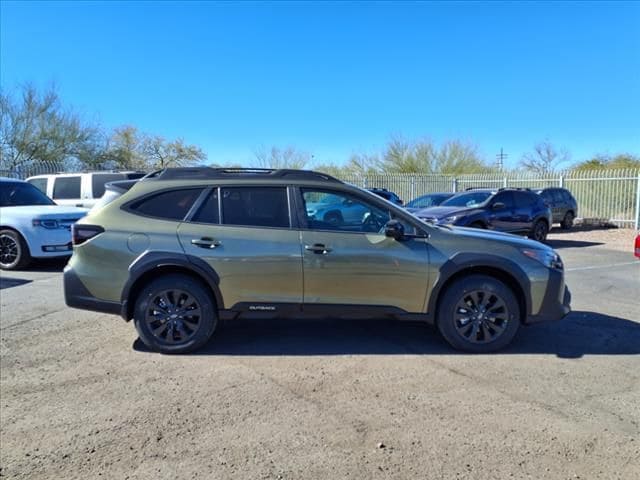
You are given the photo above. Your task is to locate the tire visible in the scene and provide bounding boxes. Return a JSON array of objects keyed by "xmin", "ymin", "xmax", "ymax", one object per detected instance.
[
  {"xmin": 530, "ymin": 220, "xmax": 548, "ymax": 242},
  {"xmin": 437, "ymin": 275, "xmax": 521, "ymax": 353},
  {"xmin": 133, "ymin": 274, "xmax": 217, "ymax": 354},
  {"xmin": 0, "ymin": 229, "xmax": 31, "ymax": 270},
  {"xmin": 561, "ymin": 211, "xmax": 574, "ymax": 230}
]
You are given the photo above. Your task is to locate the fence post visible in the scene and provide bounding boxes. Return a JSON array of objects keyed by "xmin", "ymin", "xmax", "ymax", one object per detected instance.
[
  {"xmin": 635, "ymin": 174, "xmax": 640, "ymax": 230},
  {"xmin": 410, "ymin": 176, "xmax": 415, "ymax": 200},
  {"xmin": 362, "ymin": 176, "xmax": 368, "ymax": 189},
  {"xmin": 559, "ymin": 175, "xmax": 564, "ymax": 188},
  {"xmin": 503, "ymin": 177, "xmax": 508, "ymax": 188},
  {"xmin": 452, "ymin": 178, "xmax": 458, "ymax": 193}
]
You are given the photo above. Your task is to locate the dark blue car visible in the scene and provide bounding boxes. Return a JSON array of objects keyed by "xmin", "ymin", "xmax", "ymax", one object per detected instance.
[{"xmin": 414, "ymin": 188, "xmax": 553, "ymax": 242}]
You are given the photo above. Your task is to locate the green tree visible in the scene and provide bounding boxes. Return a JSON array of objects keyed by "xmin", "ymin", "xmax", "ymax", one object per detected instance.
[
  {"xmin": 573, "ymin": 153, "xmax": 640, "ymax": 171},
  {"xmin": 143, "ymin": 136, "xmax": 206, "ymax": 168}
]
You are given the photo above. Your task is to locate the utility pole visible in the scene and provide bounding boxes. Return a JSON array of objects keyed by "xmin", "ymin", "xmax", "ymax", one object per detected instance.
[{"xmin": 496, "ymin": 148, "xmax": 508, "ymax": 171}]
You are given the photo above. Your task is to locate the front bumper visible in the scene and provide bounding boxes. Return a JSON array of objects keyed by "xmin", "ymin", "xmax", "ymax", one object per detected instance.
[
  {"xmin": 64, "ymin": 266, "xmax": 121, "ymax": 315},
  {"xmin": 526, "ymin": 269, "xmax": 571, "ymax": 323}
]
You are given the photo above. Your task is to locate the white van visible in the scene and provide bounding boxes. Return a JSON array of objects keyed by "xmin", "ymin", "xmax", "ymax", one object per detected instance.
[{"xmin": 26, "ymin": 171, "xmax": 146, "ymax": 208}]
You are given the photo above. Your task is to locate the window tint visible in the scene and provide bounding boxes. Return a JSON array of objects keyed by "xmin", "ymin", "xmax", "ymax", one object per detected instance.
[
  {"xmin": 191, "ymin": 189, "xmax": 220, "ymax": 224},
  {"xmin": 492, "ymin": 191, "xmax": 515, "ymax": 208},
  {"xmin": 130, "ymin": 188, "xmax": 204, "ymax": 220},
  {"xmin": 540, "ymin": 190, "xmax": 553, "ymax": 203},
  {"xmin": 552, "ymin": 189, "xmax": 565, "ymax": 202},
  {"xmin": 514, "ymin": 192, "xmax": 536, "ymax": 208},
  {"xmin": 27, "ymin": 178, "xmax": 48, "ymax": 193},
  {"xmin": 302, "ymin": 189, "xmax": 392, "ymax": 233},
  {"xmin": 52, "ymin": 176, "xmax": 81, "ymax": 199},
  {"xmin": 1, "ymin": 182, "xmax": 55, "ymax": 207},
  {"xmin": 91, "ymin": 174, "xmax": 127, "ymax": 199},
  {"xmin": 221, "ymin": 187, "xmax": 289, "ymax": 228},
  {"xmin": 442, "ymin": 191, "xmax": 492, "ymax": 207}
]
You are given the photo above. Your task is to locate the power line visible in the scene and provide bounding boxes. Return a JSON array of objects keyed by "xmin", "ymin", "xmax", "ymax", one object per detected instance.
[{"xmin": 496, "ymin": 148, "xmax": 508, "ymax": 170}]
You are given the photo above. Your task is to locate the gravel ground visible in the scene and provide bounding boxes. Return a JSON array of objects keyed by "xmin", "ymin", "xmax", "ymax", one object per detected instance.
[
  {"xmin": 1, "ymin": 228, "xmax": 639, "ymax": 480},
  {"xmin": 547, "ymin": 225, "xmax": 637, "ymax": 252}
]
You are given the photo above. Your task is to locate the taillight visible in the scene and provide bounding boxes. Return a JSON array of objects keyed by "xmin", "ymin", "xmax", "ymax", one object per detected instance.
[
  {"xmin": 72, "ymin": 225, "xmax": 104, "ymax": 246},
  {"xmin": 635, "ymin": 235, "xmax": 640, "ymax": 259}
]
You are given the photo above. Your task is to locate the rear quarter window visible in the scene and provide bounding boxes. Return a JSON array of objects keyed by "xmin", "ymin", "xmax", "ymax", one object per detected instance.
[
  {"xmin": 128, "ymin": 188, "xmax": 205, "ymax": 221},
  {"xmin": 52, "ymin": 176, "xmax": 81, "ymax": 199}
]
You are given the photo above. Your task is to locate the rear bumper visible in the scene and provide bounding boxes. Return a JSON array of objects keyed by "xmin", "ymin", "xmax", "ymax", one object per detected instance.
[
  {"xmin": 526, "ymin": 269, "xmax": 571, "ymax": 324},
  {"xmin": 63, "ymin": 265, "xmax": 121, "ymax": 315}
]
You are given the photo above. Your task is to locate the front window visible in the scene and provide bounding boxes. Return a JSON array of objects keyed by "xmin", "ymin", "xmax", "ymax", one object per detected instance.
[
  {"xmin": 0, "ymin": 182, "xmax": 56, "ymax": 207},
  {"xmin": 441, "ymin": 191, "xmax": 493, "ymax": 208},
  {"xmin": 407, "ymin": 194, "xmax": 450, "ymax": 209},
  {"xmin": 302, "ymin": 189, "xmax": 392, "ymax": 233},
  {"xmin": 52, "ymin": 176, "xmax": 81, "ymax": 200}
]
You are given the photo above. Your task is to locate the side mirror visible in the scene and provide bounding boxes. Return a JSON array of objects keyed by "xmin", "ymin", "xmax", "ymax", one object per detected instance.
[
  {"xmin": 492, "ymin": 202, "xmax": 505, "ymax": 210},
  {"xmin": 384, "ymin": 220, "xmax": 405, "ymax": 241}
]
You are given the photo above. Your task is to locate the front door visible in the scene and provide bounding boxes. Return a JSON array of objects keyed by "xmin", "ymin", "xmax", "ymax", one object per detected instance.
[
  {"xmin": 489, "ymin": 191, "xmax": 518, "ymax": 232},
  {"xmin": 298, "ymin": 188, "xmax": 430, "ymax": 313},
  {"xmin": 177, "ymin": 186, "xmax": 303, "ymax": 310}
]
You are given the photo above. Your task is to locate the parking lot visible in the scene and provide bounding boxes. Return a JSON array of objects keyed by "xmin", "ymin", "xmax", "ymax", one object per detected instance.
[{"xmin": 1, "ymin": 228, "xmax": 639, "ymax": 480}]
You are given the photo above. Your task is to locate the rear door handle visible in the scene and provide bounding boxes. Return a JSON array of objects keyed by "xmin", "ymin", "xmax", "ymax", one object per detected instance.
[
  {"xmin": 305, "ymin": 243, "xmax": 332, "ymax": 254},
  {"xmin": 191, "ymin": 237, "xmax": 222, "ymax": 249}
]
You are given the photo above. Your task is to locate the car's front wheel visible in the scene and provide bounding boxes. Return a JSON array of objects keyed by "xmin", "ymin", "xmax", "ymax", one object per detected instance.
[
  {"xmin": 437, "ymin": 275, "xmax": 521, "ymax": 353},
  {"xmin": 133, "ymin": 274, "xmax": 217, "ymax": 354},
  {"xmin": 0, "ymin": 229, "xmax": 31, "ymax": 270}
]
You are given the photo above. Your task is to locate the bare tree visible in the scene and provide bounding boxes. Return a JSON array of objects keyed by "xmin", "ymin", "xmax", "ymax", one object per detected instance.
[
  {"xmin": 520, "ymin": 140, "xmax": 570, "ymax": 174},
  {"xmin": 0, "ymin": 83, "xmax": 98, "ymax": 171},
  {"xmin": 254, "ymin": 145, "xmax": 311, "ymax": 169},
  {"xmin": 143, "ymin": 136, "xmax": 206, "ymax": 168}
]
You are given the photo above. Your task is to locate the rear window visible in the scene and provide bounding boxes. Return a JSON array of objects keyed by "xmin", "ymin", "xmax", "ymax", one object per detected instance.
[
  {"xmin": 27, "ymin": 177, "xmax": 48, "ymax": 193},
  {"xmin": 129, "ymin": 188, "xmax": 204, "ymax": 221},
  {"xmin": 52, "ymin": 176, "xmax": 81, "ymax": 200},
  {"xmin": 552, "ymin": 190, "xmax": 565, "ymax": 202},
  {"xmin": 191, "ymin": 189, "xmax": 220, "ymax": 224},
  {"xmin": 221, "ymin": 187, "xmax": 289, "ymax": 228}
]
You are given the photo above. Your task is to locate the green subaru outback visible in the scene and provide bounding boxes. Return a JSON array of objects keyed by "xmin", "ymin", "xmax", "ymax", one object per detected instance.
[{"xmin": 64, "ymin": 168, "xmax": 570, "ymax": 354}]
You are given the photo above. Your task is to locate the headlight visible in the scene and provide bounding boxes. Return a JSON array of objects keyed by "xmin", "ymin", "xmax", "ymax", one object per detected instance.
[
  {"xmin": 438, "ymin": 215, "xmax": 459, "ymax": 225},
  {"xmin": 521, "ymin": 248, "xmax": 563, "ymax": 270},
  {"xmin": 32, "ymin": 219, "xmax": 59, "ymax": 229}
]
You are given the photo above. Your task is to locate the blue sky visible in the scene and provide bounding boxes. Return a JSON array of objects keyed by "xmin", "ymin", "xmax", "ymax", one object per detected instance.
[{"xmin": 1, "ymin": 1, "xmax": 639, "ymax": 168}]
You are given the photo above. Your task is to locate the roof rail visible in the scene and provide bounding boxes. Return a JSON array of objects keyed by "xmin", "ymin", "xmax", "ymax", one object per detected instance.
[{"xmin": 152, "ymin": 167, "xmax": 342, "ymax": 183}]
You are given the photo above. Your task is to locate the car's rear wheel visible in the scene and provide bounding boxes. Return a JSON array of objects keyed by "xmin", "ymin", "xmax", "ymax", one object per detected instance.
[
  {"xmin": 133, "ymin": 274, "xmax": 217, "ymax": 354},
  {"xmin": 531, "ymin": 220, "xmax": 548, "ymax": 242},
  {"xmin": 0, "ymin": 229, "xmax": 31, "ymax": 270},
  {"xmin": 561, "ymin": 211, "xmax": 574, "ymax": 230},
  {"xmin": 437, "ymin": 275, "xmax": 520, "ymax": 353}
]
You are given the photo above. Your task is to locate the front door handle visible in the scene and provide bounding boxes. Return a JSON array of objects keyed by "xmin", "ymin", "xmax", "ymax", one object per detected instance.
[
  {"xmin": 305, "ymin": 243, "xmax": 332, "ymax": 254},
  {"xmin": 191, "ymin": 237, "xmax": 222, "ymax": 249}
]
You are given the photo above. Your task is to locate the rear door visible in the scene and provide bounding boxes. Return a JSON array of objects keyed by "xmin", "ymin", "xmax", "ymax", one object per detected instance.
[
  {"xmin": 297, "ymin": 187, "xmax": 429, "ymax": 313},
  {"xmin": 513, "ymin": 191, "xmax": 537, "ymax": 231},
  {"xmin": 177, "ymin": 186, "xmax": 303, "ymax": 310},
  {"xmin": 488, "ymin": 191, "xmax": 517, "ymax": 232}
]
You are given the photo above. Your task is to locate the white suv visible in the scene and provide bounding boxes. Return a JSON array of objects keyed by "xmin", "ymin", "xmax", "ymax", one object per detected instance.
[
  {"xmin": 26, "ymin": 171, "xmax": 146, "ymax": 208},
  {"xmin": 0, "ymin": 178, "xmax": 87, "ymax": 270}
]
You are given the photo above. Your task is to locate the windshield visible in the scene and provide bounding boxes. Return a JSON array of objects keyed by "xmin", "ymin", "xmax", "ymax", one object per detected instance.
[
  {"xmin": 0, "ymin": 182, "xmax": 56, "ymax": 207},
  {"xmin": 441, "ymin": 191, "xmax": 493, "ymax": 208}
]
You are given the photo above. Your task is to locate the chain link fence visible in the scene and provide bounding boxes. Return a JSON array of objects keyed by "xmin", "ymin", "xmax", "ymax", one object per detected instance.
[{"xmin": 2, "ymin": 163, "xmax": 639, "ymax": 228}]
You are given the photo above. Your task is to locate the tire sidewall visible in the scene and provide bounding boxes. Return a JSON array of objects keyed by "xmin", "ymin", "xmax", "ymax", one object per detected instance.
[
  {"xmin": 0, "ymin": 229, "xmax": 30, "ymax": 270},
  {"xmin": 562, "ymin": 212, "xmax": 574, "ymax": 230},
  {"xmin": 532, "ymin": 220, "xmax": 548, "ymax": 242},
  {"xmin": 437, "ymin": 275, "xmax": 521, "ymax": 353},
  {"xmin": 133, "ymin": 275, "xmax": 217, "ymax": 354}
]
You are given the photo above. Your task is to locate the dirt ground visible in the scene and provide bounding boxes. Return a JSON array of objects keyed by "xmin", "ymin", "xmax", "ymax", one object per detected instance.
[{"xmin": 1, "ymin": 228, "xmax": 639, "ymax": 479}]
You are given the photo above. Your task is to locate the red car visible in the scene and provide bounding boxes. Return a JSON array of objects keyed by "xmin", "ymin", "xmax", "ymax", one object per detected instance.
[{"xmin": 635, "ymin": 233, "xmax": 640, "ymax": 258}]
